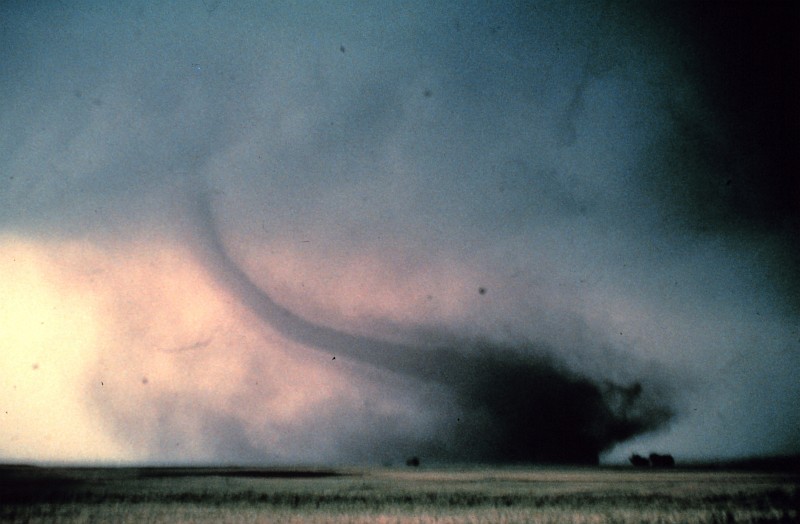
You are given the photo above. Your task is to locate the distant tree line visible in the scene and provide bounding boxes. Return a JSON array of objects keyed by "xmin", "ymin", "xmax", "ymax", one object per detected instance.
[{"xmin": 629, "ymin": 453, "xmax": 675, "ymax": 468}]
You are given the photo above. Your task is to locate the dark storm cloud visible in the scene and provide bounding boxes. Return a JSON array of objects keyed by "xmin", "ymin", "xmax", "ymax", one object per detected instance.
[
  {"xmin": 2, "ymin": 0, "xmax": 798, "ymax": 464},
  {"xmin": 635, "ymin": 1, "xmax": 800, "ymax": 303},
  {"xmin": 668, "ymin": 0, "xmax": 800, "ymax": 225}
]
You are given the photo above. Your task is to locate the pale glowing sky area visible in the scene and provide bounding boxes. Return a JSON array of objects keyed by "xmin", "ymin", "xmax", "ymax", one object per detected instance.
[{"xmin": 1, "ymin": 1, "xmax": 798, "ymax": 465}]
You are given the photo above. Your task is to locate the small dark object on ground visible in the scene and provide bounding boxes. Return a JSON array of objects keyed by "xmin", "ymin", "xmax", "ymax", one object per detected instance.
[
  {"xmin": 650, "ymin": 453, "xmax": 676, "ymax": 468},
  {"xmin": 406, "ymin": 457, "xmax": 420, "ymax": 467},
  {"xmin": 629, "ymin": 453, "xmax": 676, "ymax": 468}
]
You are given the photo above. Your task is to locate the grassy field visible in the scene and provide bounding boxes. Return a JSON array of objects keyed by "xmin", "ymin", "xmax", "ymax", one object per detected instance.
[{"xmin": 1, "ymin": 464, "xmax": 798, "ymax": 523}]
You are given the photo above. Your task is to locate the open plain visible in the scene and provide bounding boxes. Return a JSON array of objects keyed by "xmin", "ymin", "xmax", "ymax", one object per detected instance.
[{"xmin": 1, "ymin": 464, "xmax": 798, "ymax": 523}]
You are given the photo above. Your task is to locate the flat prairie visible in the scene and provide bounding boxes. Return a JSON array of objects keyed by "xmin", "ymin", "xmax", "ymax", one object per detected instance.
[{"xmin": 1, "ymin": 464, "xmax": 798, "ymax": 523}]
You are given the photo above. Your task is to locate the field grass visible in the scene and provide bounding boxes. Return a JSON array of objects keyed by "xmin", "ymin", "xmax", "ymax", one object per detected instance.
[{"xmin": 1, "ymin": 464, "xmax": 798, "ymax": 523}]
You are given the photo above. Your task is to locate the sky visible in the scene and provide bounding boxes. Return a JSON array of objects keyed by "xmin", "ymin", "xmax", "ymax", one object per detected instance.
[{"xmin": 1, "ymin": 0, "xmax": 798, "ymax": 466}]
